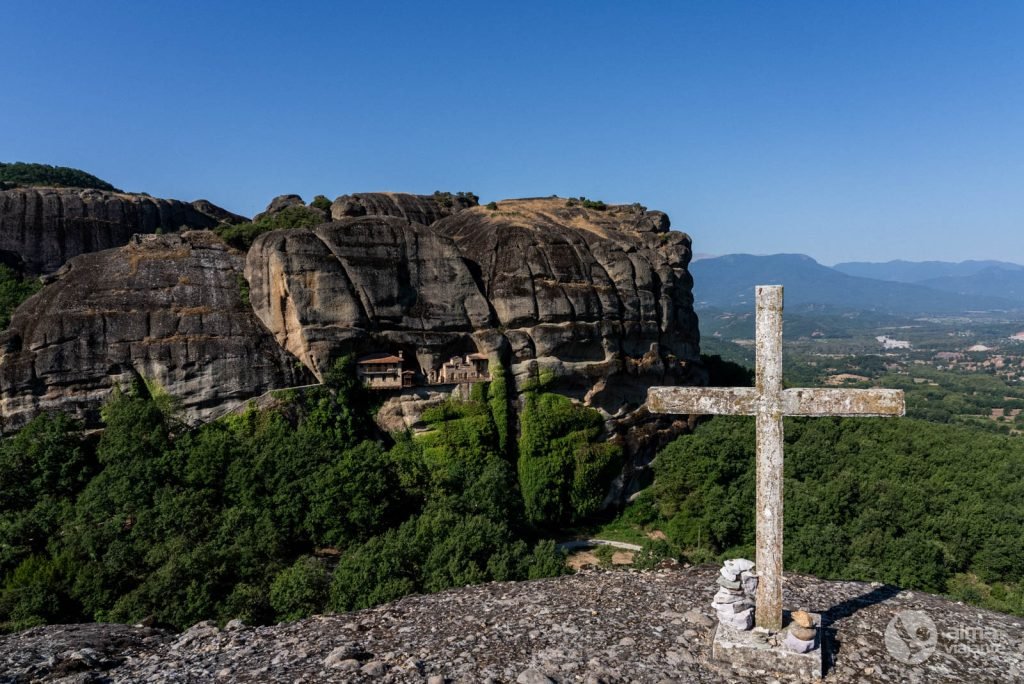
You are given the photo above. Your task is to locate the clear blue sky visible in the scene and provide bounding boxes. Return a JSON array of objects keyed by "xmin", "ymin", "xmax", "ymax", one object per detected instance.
[{"xmin": 3, "ymin": 1, "xmax": 1022, "ymax": 264}]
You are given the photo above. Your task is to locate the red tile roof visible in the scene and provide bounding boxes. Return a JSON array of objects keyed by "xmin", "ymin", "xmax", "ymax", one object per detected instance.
[{"xmin": 357, "ymin": 353, "xmax": 403, "ymax": 364}]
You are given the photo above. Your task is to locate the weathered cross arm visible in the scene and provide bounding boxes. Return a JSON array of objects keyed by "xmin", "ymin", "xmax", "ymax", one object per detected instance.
[
  {"xmin": 780, "ymin": 388, "xmax": 904, "ymax": 417},
  {"xmin": 647, "ymin": 386, "xmax": 761, "ymax": 415},
  {"xmin": 648, "ymin": 386, "xmax": 905, "ymax": 418}
]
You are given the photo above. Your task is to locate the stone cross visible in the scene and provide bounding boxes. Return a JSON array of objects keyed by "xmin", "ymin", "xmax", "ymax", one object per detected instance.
[{"xmin": 647, "ymin": 285, "xmax": 904, "ymax": 631}]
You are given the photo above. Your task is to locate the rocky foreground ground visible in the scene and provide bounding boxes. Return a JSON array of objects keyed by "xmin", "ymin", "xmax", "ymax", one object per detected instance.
[{"xmin": 2, "ymin": 565, "xmax": 1022, "ymax": 683}]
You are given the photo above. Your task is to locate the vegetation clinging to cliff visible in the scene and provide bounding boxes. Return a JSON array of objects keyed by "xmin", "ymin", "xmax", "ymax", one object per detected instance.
[
  {"xmin": 517, "ymin": 389, "xmax": 622, "ymax": 527},
  {"xmin": 0, "ymin": 266, "xmax": 42, "ymax": 330}
]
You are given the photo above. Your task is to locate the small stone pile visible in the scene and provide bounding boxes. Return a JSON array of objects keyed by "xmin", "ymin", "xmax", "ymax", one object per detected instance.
[
  {"xmin": 784, "ymin": 609, "xmax": 819, "ymax": 653},
  {"xmin": 712, "ymin": 559, "xmax": 757, "ymax": 630}
]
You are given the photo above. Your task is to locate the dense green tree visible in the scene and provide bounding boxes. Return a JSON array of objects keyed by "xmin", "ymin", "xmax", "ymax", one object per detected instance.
[
  {"xmin": 0, "ymin": 358, "xmax": 574, "ymax": 632},
  {"xmin": 0, "ymin": 162, "xmax": 118, "ymax": 191},
  {"xmin": 269, "ymin": 556, "xmax": 330, "ymax": 621},
  {"xmin": 310, "ymin": 195, "xmax": 332, "ymax": 212},
  {"xmin": 304, "ymin": 441, "xmax": 406, "ymax": 547},
  {"xmin": 638, "ymin": 415, "xmax": 1024, "ymax": 615},
  {"xmin": 0, "ymin": 555, "xmax": 68, "ymax": 630}
]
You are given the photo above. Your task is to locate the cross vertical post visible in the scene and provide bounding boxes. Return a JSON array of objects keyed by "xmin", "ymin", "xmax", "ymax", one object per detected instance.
[
  {"xmin": 754, "ymin": 285, "xmax": 784, "ymax": 631},
  {"xmin": 646, "ymin": 285, "xmax": 904, "ymax": 635}
]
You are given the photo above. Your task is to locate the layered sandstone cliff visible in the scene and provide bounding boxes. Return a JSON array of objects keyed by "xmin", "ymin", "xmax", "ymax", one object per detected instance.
[
  {"xmin": 244, "ymin": 196, "xmax": 701, "ymax": 454},
  {"xmin": 433, "ymin": 198, "xmax": 700, "ymax": 414},
  {"xmin": 245, "ymin": 215, "xmax": 493, "ymax": 380},
  {"xmin": 0, "ymin": 187, "xmax": 244, "ymax": 275},
  {"xmin": 0, "ymin": 192, "xmax": 701, "ymax": 467},
  {"xmin": 0, "ymin": 232, "xmax": 308, "ymax": 431}
]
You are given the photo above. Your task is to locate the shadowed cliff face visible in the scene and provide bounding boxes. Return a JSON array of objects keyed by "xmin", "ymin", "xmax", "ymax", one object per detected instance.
[
  {"xmin": 0, "ymin": 232, "xmax": 308, "ymax": 431},
  {"xmin": 0, "ymin": 187, "xmax": 243, "ymax": 275}
]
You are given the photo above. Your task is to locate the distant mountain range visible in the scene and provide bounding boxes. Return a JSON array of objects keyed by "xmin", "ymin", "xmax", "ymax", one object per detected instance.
[
  {"xmin": 833, "ymin": 259, "xmax": 1024, "ymax": 282},
  {"xmin": 832, "ymin": 259, "xmax": 1024, "ymax": 304},
  {"xmin": 691, "ymin": 254, "xmax": 1024, "ymax": 314}
]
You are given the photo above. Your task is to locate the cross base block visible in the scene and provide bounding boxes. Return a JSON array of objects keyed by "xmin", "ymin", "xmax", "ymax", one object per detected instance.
[{"xmin": 712, "ymin": 611, "xmax": 824, "ymax": 680}]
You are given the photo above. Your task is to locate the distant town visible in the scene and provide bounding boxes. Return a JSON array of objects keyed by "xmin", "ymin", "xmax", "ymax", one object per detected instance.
[{"xmin": 702, "ymin": 309, "xmax": 1024, "ymax": 435}]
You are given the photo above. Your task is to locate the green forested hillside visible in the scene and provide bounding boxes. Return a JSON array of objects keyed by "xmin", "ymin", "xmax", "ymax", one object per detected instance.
[
  {"xmin": 0, "ymin": 361, "xmax": 619, "ymax": 632},
  {"xmin": 0, "ymin": 162, "xmax": 118, "ymax": 191},
  {"xmin": 4, "ymin": 351, "xmax": 1023, "ymax": 631},
  {"xmin": 622, "ymin": 415, "xmax": 1024, "ymax": 615}
]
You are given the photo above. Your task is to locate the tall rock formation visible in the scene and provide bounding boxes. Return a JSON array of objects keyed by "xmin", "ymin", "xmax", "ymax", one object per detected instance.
[
  {"xmin": 0, "ymin": 187, "xmax": 244, "ymax": 275},
  {"xmin": 434, "ymin": 198, "xmax": 699, "ymax": 415},
  {"xmin": 0, "ymin": 191, "xmax": 702, "ymax": 483},
  {"xmin": 245, "ymin": 196, "xmax": 701, "ymax": 463},
  {"xmin": 0, "ymin": 232, "xmax": 308, "ymax": 431},
  {"xmin": 245, "ymin": 215, "xmax": 493, "ymax": 380}
]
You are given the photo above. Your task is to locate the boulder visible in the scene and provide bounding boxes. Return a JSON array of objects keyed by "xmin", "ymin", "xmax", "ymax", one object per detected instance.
[
  {"xmin": 253, "ymin": 194, "xmax": 306, "ymax": 222},
  {"xmin": 191, "ymin": 199, "xmax": 248, "ymax": 225}
]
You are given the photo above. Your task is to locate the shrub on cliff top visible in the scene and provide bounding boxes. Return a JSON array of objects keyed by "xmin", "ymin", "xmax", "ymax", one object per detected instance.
[
  {"xmin": 565, "ymin": 196, "xmax": 607, "ymax": 210},
  {"xmin": 214, "ymin": 205, "xmax": 325, "ymax": 251},
  {"xmin": 0, "ymin": 162, "xmax": 119, "ymax": 192}
]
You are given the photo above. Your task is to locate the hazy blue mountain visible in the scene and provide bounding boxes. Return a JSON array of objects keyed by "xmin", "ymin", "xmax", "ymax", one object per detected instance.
[
  {"xmin": 919, "ymin": 266, "xmax": 1024, "ymax": 304},
  {"xmin": 833, "ymin": 259, "xmax": 1024, "ymax": 283},
  {"xmin": 690, "ymin": 253, "xmax": 1018, "ymax": 314}
]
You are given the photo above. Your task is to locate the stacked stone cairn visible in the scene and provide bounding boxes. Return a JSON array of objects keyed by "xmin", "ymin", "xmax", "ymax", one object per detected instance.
[
  {"xmin": 784, "ymin": 610, "xmax": 818, "ymax": 653},
  {"xmin": 713, "ymin": 559, "xmax": 757, "ymax": 630}
]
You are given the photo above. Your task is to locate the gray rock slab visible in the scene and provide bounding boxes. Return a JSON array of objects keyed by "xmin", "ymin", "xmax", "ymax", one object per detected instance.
[{"xmin": 2, "ymin": 567, "xmax": 1022, "ymax": 683}]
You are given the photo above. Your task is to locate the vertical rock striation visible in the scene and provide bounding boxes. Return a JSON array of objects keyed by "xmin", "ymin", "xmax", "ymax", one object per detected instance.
[
  {"xmin": 0, "ymin": 187, "xmax": 243, "ymax": 275},
  {"xmin": 433, "ymin": 198, "xmax": 699, "ymax": 415},
  {"xmin": 245, "ymin": 215, "xmax": 493, "ymax": 381}
]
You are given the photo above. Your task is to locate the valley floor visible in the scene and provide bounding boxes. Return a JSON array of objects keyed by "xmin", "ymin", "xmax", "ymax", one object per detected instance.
[{"xmin": 2, "ymin": 565, "xmax": 1021, "ymax": 683}]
